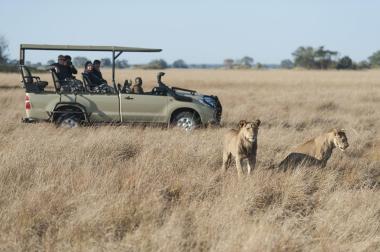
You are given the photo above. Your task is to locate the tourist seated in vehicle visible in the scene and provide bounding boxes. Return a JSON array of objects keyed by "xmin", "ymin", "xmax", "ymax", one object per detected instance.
[
  {"xmin": 63, "ymin": 55, "xmax": 78, "ymax": 79},
  {"xmin": 50, "ymin": 55, "xmax": 83, "ymax": 92},
  {"xmin": 50, "ymin": 55, "xmax": 66, "ymax": 80},
  {"xmin": 131, "ymin": 77, "xmax": 144, "ymax": 94},
  {"xmin": 83, "ymin": 61, "xmax": 112, "ymax": 93},
  {"xmin": 50, "ymin": 55, "xmax": 78, "ymax": 81},
  {"xmin": 122, "ymin": 79, "xmax": 132, "ymax": 93},
  {"xmin": 92, "ymin": 60, "xmax": 107, "ymax": 83}
]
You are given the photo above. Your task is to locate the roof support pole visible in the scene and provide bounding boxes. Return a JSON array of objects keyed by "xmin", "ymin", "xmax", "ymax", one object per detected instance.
[
  {"xmin": 112, "ymin": 50, "xmax": 116, "ymax": 86},
  {"xmin": 19, "ymin": 47, "xmax": 25, "ymax": 65},
  {"xmin": 115, "ymin": 51, "xmax": 123, "ymax": 60}
]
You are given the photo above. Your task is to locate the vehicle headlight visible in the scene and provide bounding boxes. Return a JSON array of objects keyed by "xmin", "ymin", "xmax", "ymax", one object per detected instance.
[{"xmin": 199, "ymin": 96, "xmax": 217, "ymax": 108}]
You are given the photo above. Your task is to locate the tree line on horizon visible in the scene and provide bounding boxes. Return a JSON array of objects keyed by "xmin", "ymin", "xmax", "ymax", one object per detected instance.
[
  {"xmin": 224, "ymin": 46, "xmax": 375, "ymax": 70},
  {"xmin": 1, "ymin": 35, "xmax": 380, "ymax": 71}
]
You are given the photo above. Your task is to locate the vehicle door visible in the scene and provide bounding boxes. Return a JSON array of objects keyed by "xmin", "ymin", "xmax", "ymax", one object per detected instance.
[
  {"xmin": 73, "ymin": 93, "xmax": 120, "ymax": 122},
  {"xmin": 120, "ymin": 93, "xmax": 169, "ymax": 123}
]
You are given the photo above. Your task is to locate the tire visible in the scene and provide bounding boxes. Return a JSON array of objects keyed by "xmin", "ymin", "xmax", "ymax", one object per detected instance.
[
  {"xmin": 56, "ymin": 113, "xmax": 81, "ymax": 128},
  {"xmin": 171, "ymin": 111, "xmax": 200, "ymax": 131}
]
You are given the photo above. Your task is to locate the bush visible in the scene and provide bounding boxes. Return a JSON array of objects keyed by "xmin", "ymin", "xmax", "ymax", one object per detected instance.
[
  {"xmin": 145, "ymin": 59, "xmax": 168, "ymax": 69},
  {"xmin": 280, "ymin": 59, "xmax": 294, "ymax": 69},
  {"xmin": 368, "ymin": 50, "xmax": 380, "ymax": 67},
  {"xmin": 0, "ymin": 64, "xmax": 18, "ymax": 73},
  {"xmin": 357, "ymin": 60, "xmax": 371, "ymax": 70},
  {"xmin": 336, "ymin": 56, "xmax": 353, "ymax": 70},
  {"xmin": 172, "ymin": 59, "xmax": 188, "ymax": 68}
]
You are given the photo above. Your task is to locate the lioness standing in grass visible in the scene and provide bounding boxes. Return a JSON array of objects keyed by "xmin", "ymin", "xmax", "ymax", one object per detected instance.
[
  {"xmin": 222, "ymin": 119, "xmax": 261, "ymax": 177},
  {"xmin": 279, "ymin": 129, "xmax": 349, "ymax": 171}
]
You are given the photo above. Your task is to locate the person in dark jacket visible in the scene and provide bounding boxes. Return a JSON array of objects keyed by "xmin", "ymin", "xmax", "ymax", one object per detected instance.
[
  {"xmin": 83, "ymin": 61, "xmax": 111, "ymax": 93},
  {"xmin": 83, "ymin": 61, "xmax": 100, "ymax": 87},
  {"xmin": 50, "ymin": 55, "xmax": 66, "ymax": 80},
  {"xmin": 92, "ymin": 59, "xmax": 107, "ymax": 83},
  {"xmin": 63, "ymin": 55, "xmax": 78, "ymax": 79},
  {"xmin": 50, "ymin": 55, "xmax": 83, "ymax": 92}
]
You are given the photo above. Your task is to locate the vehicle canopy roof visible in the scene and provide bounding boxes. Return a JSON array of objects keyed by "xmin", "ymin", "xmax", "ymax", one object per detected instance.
[
  {"xmin": 20, "ymin": 44, "xmax": 162, "ymax": 52},
  {"xmin": 19, "ymin": 43, "xmax": 162, "ymax": 86}
]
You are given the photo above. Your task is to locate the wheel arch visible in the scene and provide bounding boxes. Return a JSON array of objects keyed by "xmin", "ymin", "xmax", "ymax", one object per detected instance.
[
  {"xmin": 52, "ymin": 103, "xmax": 88, "ymax": 122},
  {"xmin": 169, "ymin": 107, "xmax": 201, "ymax": 124}
]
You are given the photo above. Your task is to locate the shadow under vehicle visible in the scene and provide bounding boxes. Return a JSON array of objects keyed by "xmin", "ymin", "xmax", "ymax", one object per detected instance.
[{"xmin": 19, "ymin": 44, "xmax": 222, "ymax": 130}]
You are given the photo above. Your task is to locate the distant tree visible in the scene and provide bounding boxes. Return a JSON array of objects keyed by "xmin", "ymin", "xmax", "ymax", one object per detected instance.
[
  {"xmin": 146, "ymin": 59, "xmax": 168, "ymax": 69},
  {"xmin": 223, "ymin": 58, "xmax": 234, "ymax": 69},
  {"xmin": 280, "ymin": 59, "xmax": 294, "ymax": 69},
  {"xmin": 292, "ymin": 46, "xmax": 338, "ymax": 69},
  {"xmin": 357, "ymin": 60, "xmax": 371, "ymax": 69},
  {"xmin": 172, "ymin": 59, "xmax": 188, "ymax": 68},
  {"xmin": 0, "ymin": 35, "xmax": 9, "ymax": 64},
  {"xmin": 314, "ymin": 46, "xmax": 338, "ymax": 69},
  {"xmin": 368, "ymin": 50, "xmax": 380, "ymax": 67},
  {"xmin": 115, "ymin": 59, "xmax": 128, "ymax": 69},
  {"xmin": 73, "ymin": 56, "xmax": 89, "ymax": 68},
  {"xmin": 292, "ymin": 46, "xmax": 316, "ymax": 69},
  {"xmin": 101, "ymin": 58, "xmax": 112, "ymax": 67},
  {"xmin": 256, "ymin": 62, "xmax": 263, "ymax": 69},
  {"xmin": 238, "ymin": 56, "xmax": 254, "ymax": 68},
  {"xmin": 47, "ymin": 59, "xmax": 55, "ymax": 65},
  {"xmin": 336, "ymin": 56, "xmax": 353, "ymax": 70}
]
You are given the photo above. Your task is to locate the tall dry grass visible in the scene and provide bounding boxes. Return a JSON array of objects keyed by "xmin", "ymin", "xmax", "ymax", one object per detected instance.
[{"xmin": 0, "ymin": 69, "xmax": 379, "ymax": 251}]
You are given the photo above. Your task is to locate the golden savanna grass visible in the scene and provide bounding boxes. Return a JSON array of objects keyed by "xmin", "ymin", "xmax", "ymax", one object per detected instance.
[{"xmin": 0, "ymin": 69, "xmax": 379, "ymax": 251}]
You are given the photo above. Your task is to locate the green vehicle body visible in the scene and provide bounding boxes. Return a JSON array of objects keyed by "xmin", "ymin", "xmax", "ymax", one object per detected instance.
[
  {"xmin": 24, "ymin": 90, "xmax": 221, "ymax": 126},
  {"xmin": 21, "ymin": 44, "xmax": 222, "ymax": 128}
]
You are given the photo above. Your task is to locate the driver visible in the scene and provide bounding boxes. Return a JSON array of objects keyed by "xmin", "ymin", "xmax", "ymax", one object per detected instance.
[{"xmin": 131, "ymin": 77, "xmax": 144, "ymax": 94}]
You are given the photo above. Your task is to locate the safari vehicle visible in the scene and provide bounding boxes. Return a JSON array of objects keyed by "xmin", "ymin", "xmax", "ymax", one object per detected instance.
[{"xmin": 20, "ymin": 44, "xmax": 222, "ymax": 130}]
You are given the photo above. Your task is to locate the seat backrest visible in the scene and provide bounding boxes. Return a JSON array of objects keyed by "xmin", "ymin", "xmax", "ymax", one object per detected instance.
[
  {"xmin": 81, "ymin": 73, "xmax": 92, "ymax": 92},
  {"xmin": 20, "ymin": 65, "xmax": 33, "ymax": 84},
  {"xmin": 50, "ymin": 69, "xmax": 61, "ymax": 92}
]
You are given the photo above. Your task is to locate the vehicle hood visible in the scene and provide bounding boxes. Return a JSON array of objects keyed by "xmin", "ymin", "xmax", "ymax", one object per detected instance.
[{"xmin": 175, "ymin": 92, "xmax": 206, "ymax": 100}]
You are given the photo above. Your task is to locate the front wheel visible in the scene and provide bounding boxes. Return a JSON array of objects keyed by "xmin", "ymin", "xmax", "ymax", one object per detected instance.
[
  {"xmin": 171, "ymin": 111, "xmax": 200, "ymax": 131},
  {"xmin": 56, "ymin": 113, "xmax": 81, "ymax": 128}
]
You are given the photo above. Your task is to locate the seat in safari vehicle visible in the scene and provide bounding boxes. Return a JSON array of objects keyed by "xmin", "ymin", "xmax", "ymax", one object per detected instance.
[{"xmin": 20, "ymin": 65, "xmax": 48, "ymax": 93}]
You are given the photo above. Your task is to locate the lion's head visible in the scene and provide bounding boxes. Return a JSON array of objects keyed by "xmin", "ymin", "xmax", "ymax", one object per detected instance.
[
  {"xmin": 238, "ymin": 119, "xmax": 261, "ymax": 143},
  {"xmin": 332, "ymin": 129, "xmax": 349, "ymax": 151}
]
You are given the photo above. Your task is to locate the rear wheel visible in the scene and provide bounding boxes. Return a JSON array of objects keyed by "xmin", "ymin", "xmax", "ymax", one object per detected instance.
[
  {"xmin": 171, "ymin": 111, "xmax": 200, "ymax": 131},
  {"xmin": 56, "ymin": 113, "xmax": 81, "ymax": 128}
]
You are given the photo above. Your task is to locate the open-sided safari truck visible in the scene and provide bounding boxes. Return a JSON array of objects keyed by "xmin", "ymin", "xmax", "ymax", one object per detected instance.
[{"xmin": 20, "ymin": 44, "xmax": 222, "ymax": 130}]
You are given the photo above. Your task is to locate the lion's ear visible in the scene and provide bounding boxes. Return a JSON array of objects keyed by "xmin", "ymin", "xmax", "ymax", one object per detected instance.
[
  {"xmin": 255, "ymin": 119, "xmax": 261, "ymax": 127},
  {"xmin": 340, "ymin": 128, "xmax": 345, "ymax": 132},
  {"xmin": 238, "ymin": 120, "xmax": 247, "ymax": 128}
]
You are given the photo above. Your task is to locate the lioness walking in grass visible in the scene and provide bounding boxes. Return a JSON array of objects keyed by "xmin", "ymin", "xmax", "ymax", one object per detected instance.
[{"xmin": 222, "ymin": 119, "xmax": 261, "ymax": 177}]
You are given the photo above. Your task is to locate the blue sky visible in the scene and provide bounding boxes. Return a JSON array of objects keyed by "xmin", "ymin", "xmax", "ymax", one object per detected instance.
[{"xmin": 1, "ymin": 0, "xmax": 379, "ymax": 64}]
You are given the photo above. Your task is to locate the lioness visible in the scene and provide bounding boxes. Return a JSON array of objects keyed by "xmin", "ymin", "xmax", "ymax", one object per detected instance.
[
  {"xmin": 222, "ymin": 119, "xmax": 261, "ymax": 176},
  {"xmin": 278, "ymin": 129, "xmax": 349, "ymax": 171}
]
